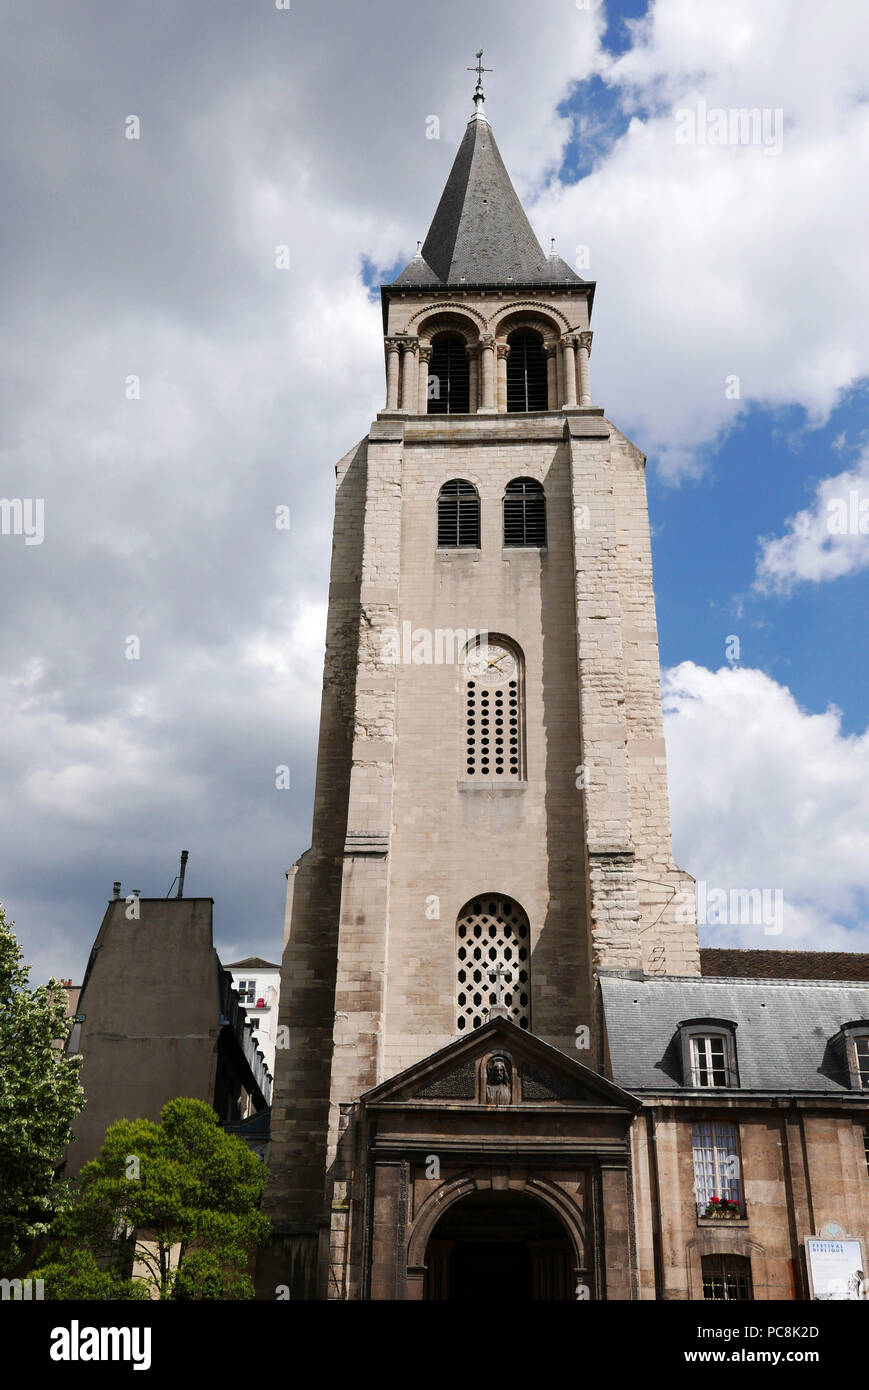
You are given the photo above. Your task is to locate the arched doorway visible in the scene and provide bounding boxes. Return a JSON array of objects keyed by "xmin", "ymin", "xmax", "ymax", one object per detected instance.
[{"xmin": 423, "ymin": 1190, "xmax": 575, "ymax": 1300}]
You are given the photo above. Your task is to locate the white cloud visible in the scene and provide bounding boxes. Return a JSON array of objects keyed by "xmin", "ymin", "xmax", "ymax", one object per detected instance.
[
  {"xmin": 663, "ymin": 661, "xmax": 869, "ymax": 950},
  {"xmin": 530, "ymin": 0, "xmax": 869, "ymax": 479},
  {"xmin": 755, "ymin": 443, "xmax": 869, "ymax": 590}
]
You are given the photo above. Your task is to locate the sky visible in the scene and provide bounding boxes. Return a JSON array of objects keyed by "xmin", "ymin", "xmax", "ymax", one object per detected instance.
[{"xmin": 2, "ymin": 0, "xmax": 869, "ymax": 983}]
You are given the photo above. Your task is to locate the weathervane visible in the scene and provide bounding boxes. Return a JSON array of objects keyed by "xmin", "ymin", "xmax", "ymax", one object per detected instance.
[{"xmin": 467, "ymin": 48, "xmax": 493, "ymax": 112}]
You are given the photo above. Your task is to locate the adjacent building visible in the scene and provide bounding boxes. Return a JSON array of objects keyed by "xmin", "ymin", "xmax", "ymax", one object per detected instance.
[{"xmin": 64, "ymin": 890, "xmax": 271, "ymax": 1175}]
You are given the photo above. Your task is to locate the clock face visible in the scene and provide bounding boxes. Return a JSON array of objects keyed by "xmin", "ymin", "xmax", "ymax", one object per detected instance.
[{"xmin": 466, "ymin": 643, "xmax": 517, "ymax": 684}]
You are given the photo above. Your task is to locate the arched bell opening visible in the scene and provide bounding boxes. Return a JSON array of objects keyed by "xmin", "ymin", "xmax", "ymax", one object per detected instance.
[
  {"xmin": 427, "ymin": 331, "xmax": 471, "ymax": 414},
  {"xmin": 505, "ymin": 329, "xmax": 548, "ymax": 412}
]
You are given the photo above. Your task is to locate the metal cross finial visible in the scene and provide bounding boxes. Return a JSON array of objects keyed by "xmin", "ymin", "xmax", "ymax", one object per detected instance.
[{"xmin": 467, "ymin": 49, "xmax": 493, "ymax": 109}]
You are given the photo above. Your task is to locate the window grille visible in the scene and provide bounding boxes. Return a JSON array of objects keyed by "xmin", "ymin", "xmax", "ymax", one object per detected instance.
[
  {"xmin": 692, "ymin": 1121, "xmax": 743, "ymax": 1215},
  {"xmin": 456, "ymin": 896, "xmax": 530, "ymax": 1032},
  {"xmin": 503, "ymin": 477, "xmax": 546, "ymax": 547},
  {"xmin": 428, "ymin": 333, "xmax": 470, "ymax": 414},
  {"xmin": 701, "ymin": 1255, "xmax": 752, "ymax": 1301},
  {"xmin": 464, "ymin": 673, "xmax": 521, "ymax": 779},
  {"xmin": 864, "ymin": 1125, "xmax": 869, "ymax": 1177},
  {"xmin": 506, "ymin": 331, "xmax": 548, "ymax": 411},
  {"xmin": 856, "ymin": 1037, "xmax": 869, "ymax": 1087},
  {"xmin": 437, "ymin": 479, "xmax": 480, "ymax": 548}
]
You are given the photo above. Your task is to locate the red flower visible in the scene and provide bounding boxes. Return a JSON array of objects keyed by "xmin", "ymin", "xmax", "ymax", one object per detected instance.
[{"xmin": 710, "ymin": 1196, "xmax": 720, "ymax": 1204}]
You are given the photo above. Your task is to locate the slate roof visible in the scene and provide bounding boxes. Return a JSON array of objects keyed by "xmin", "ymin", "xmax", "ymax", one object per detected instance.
[
  {"xmin": 600, "ymin": 974, "xmax": 869, "ymax": 1095},
  {"xmin": 389, "ymin": 110, "xmax": 586, "ymax": 289},
  {"xmin": 701, "ymin": 948, "xmax": 869, "ymax": 981}
]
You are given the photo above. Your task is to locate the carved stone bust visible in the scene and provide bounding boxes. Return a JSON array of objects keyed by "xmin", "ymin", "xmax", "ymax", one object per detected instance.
[{"xmin": 485, "ymin": 1054, "xmax": 512, "ymax": 1105}]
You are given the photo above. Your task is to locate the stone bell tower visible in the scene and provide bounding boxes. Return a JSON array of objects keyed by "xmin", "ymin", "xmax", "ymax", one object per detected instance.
[{"xmin": 262, "ymin": 62, "xmax": 700, "ymax": 1301}]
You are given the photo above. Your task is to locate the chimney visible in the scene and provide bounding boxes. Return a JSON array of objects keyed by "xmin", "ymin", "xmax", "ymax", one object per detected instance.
[
  {"xmin": 176, "ymin": 850, "xmax": 189, "ymax": 899},
  {"xmin": 112, "ymin": 882, "xmax": 121, "ymax": 900}
]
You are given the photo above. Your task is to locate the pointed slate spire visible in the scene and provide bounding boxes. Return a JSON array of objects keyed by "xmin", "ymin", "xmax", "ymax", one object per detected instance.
[{"xmin": 391, "ymin": 68, "xmax": 584, "ymax": 288}]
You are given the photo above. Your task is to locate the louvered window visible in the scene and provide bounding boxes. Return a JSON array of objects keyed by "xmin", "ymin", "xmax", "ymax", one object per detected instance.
[
  {"xmin": 428, "ymin": 332, "xmax": 470, "ymax": 414},
  {"xmin": 456, "ymin": 895, "xmax": 531, "ymax": 1032},
  {"xmin": 503, "ymin": 477, "xmax": 546, "ymax": 547},
  {"xmin": 506, "ymin": 330, "xmax": 548, "ymax": 412},
  {"xmin": 437, "ymin": 479, "xmax": 480, "ymax": 548}
]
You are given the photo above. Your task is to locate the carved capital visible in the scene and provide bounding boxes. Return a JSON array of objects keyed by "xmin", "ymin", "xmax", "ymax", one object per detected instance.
[
  {"xmin": 544, "ymin": 341, "xmax": 560, "ymax": 359},
  {"xmin": 400, "ymin": 336, "xmax": 419, "ymax": 356},
  {"xmin": 496, "ymin": 342, "xmax": 511, "ymax": 360},
  {"xmin": 384, "ymin": 336, "xmax": 405, "ymax": 355},
  {"xmin": 578, "ymin": 330, "xmax": 593, "ymax": 356},
  {"xmin": 479, "ymin": 333, "xmax": 495, "ymax": 352},
  {"xmin": 418, "ymin": 343, "xmax": 433, "ymax": 363}
]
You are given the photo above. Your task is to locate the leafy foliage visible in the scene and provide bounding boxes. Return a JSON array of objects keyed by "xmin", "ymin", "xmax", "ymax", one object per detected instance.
[
  {"xmin": 35, "ymin": 1097, "xmax": 271, "ymax": 1299},
  {"xmin": 0, "ymin": 902, "xmax": 84, "ymax": 1270}
]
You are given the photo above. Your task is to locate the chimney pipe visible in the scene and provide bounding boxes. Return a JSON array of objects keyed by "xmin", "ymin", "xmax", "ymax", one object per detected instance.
[
  {"xmin": 113, "ymin": 882, "xmax": 121, "ymax": 900},
  {"xmin": 132, "ymin": 889, "xmax": 140, "ymax": 899},
  {"xmin": 177, "ymin": 850, "xmax": 189, "ymax": 899}
]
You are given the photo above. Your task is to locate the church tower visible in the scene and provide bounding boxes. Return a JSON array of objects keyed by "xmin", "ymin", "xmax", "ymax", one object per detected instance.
[{"xmin": 263, "ymin": 64, "xmax": 700, "ymax": 1301}]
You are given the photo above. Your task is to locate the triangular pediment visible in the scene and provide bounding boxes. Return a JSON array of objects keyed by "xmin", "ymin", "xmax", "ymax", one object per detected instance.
[{"xmin": 362, "ymin": 1020, "xmax": 639, "ymax": 1111}]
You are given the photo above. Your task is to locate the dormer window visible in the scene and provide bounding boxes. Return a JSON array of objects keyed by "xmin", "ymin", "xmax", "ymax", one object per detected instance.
[
  {"xmin": 834, "ymin": 1021, "xmax": 869, "ymax": 1090},
  {"xmin": 678, "ymin": 1019, "xmax": 738, "ymax": 1089}
]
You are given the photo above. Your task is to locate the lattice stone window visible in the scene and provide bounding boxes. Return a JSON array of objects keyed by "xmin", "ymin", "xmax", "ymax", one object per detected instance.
[
  {"xmin": 692, "ymin": 1121, "xmax": 743, "ymax": 1216},
  {"xmin": 456, "ymin": 895, "xmax": 530, "ymax": 1032},
  {"xmin": 701, "ymin": 1254, "xmax": 752, "ymax": 1301},
  {"xmin": 463, "ymin": 638, "xmax": 523, "ymax": 779}
]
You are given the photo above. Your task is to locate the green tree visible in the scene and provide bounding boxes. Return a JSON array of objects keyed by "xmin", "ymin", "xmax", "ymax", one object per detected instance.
[
  {"xmin": 36, "ymin": 1097, "xmax": 271, "ymax": 1299},
  {"xmin": 0, "ymin": 901, "xmax": 84, "ymax": 1271}
]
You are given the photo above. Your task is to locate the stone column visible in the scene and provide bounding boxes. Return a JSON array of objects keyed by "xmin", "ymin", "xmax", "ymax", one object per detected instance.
[
  {"xmin": 417, "ymin": 343, "xmax": 432, "ymax": 414},
  {"xmin": 556, "ymin": 342, "xmax": 565, "ymax": 410},
  {"xmin": 400, "ymin": 338, "xmax": 418, "ymax": 413},
  {"xmin": 384, "ymin": 337, "xmax": 401, "ymax": 411},
  {"xmin": 467, "ymin": 344, "xmax": 479, "ymax": 414},
  {"xmin": 478, "ymin": 334, "xmax": 496, "ymax": 412},
  {"xmin": 562, "ymin": 335, "xmax": 578, "ymax": 407},
  {"xmin": 578, "ymin": 331, "xmax": 593, "ymax": 407},
  {"xmin": 496, "ymin": 342, "xmax": 510, "ymax": 412},
  {"xmin": 545, "ymin": 342, "xmax": 558, "ymax": 411}
]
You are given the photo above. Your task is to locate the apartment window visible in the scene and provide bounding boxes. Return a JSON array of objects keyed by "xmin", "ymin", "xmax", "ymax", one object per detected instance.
[
  {"xmin": 237, "ymin": 979, "xmax": 256, "ymax": 1005},
  {"xmin": 678, "ymin": 1019, "xmax": 738, "ymax": 1088},
  {"xmin": 701, "ymin": 1255, "xmax": 752, "ymax": 1301},
  {"xmin": 864, "ymin": 1125, "xmax": 869, "ymax": 1177},
  {"xmin": 857, "ymin": 1037, "xmax": 869, "ymax": 1087},
  {"xmin": 692, "ymin": 1121, "xmax": 743, "ymax": 1217}
]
